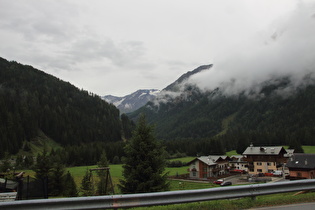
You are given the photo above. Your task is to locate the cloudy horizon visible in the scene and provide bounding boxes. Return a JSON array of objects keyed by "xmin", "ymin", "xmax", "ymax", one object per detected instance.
[{"xmin": 1, "ymin": 0, "xmax": 314, "ymax": 96}]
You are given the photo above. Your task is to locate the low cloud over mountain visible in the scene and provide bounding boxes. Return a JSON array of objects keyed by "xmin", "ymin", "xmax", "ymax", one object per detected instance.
[{"xmin": 188, "ymin": 2, "xmax": 315, "ymax": 97}]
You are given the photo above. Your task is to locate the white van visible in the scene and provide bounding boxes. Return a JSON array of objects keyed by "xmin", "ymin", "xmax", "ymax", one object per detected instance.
[{"xmin": 272, "ymin": 170, "xmax": 283, "ymax": 176}]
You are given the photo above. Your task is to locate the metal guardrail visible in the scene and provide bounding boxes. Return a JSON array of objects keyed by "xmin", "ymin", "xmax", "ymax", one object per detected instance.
[{"xmin": 1, "ymin": 179, "xmax": 315, "ymax": 210}]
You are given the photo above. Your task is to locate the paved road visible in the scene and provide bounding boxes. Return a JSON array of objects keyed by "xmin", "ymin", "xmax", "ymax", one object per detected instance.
[{"xmin": 249, "ymin": 202, "xmax": 315, "ymax": 210}]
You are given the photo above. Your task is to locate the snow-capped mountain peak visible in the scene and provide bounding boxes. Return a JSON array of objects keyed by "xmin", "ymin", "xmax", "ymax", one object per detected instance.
[{"xmin": 102, "ymin": 89, "xmax": 160, "ymax": 113}]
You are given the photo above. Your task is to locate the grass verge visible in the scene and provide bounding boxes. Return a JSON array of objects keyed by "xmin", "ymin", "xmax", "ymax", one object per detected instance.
[{"xmin": 131, "ymin": 191, "xmax": 315, "ymax": 210}]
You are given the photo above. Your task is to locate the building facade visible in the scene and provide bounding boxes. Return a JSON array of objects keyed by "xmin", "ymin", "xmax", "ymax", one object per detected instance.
[
  {"xmin": 229, "ymin": 155, "xmax": 248, "ymax": 172},
  {"xmin": 242, "ymin": 145, "xmax": 287, "ymax": 175},
  {"xmin": 188, "ymin": 156, "xmax": 230, "ymax": 179}
]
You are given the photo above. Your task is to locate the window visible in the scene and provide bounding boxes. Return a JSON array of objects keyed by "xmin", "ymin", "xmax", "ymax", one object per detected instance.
[
  {"xmin": 257, "ymin": 162, "xmax": 262, "ymax": 166},
  {"xmin": 297, "ymin": 172, "xmax": 302, "ymax": 177},
  {"xmin": 192, "ymin": 171, "xmax": 196, "ymax": 176},
  {"xmin": 267, "ymin": 162, "xmax": 271, "ymax": 166},
  {"xmin": 257, "ymin": 169, "xmax": 262, "ymax": 172}
]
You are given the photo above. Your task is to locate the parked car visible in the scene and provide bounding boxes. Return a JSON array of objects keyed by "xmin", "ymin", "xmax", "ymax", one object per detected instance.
[
  {"xmin": 230, "ymin": 169, "xmax": 247, "ymax": 174},
  {"xmin": 220, "ymin": 181, "xmax": 232, "ymax": 186},
  {"xmin": 213, "ymin": 179, "xmax": 224, "ymax": 184},
  {"xmin": 264, "ymin": 172, "xmax": 274, "ymax": 176},
  {"xmin": 272, "ymin": 170, "xmax": 283, "ymax": 176}
]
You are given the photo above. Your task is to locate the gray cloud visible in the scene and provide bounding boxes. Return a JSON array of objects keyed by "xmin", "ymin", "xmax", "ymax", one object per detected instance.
[{"xmin": 188, "ymin": 1, "xmax": 315, "ymax": 97}]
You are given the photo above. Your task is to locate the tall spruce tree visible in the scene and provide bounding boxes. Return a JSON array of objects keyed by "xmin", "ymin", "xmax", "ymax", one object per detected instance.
[
  {"xmin": 33, "ymin": 148, "xmax": 52, "ymax": 180},
  {"xmin": 49, "ymin": 160, "xmax": 66, "ymax": 196},
  {"xmin": 63, "ymin": 171, "xmax": 78, "ymax": 197},
  {"xmin": 119, "ymin": 114, "xmax": 169, "ymax": 194},
  {"xmin": 80, "ymin": 169, "xmax": 94, "ymax": 196}
]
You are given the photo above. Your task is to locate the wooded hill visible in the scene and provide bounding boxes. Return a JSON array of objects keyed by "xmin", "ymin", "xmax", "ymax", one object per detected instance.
[
  {"xmin": 129, "ymin": 74, "xmax": 315, "ymax": 154},
  {"xmin": 0, "ymin": 57, "xmax": 133, "ymax": 158}
]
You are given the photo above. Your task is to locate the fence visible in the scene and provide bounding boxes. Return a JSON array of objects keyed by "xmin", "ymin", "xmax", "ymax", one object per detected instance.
[
  {"xmin": 1, "ymin": 179, "xmax": 315, "ymax": 210},
  {"xmin": 0, "ymin": 192, "xmax": 17, "ymax": 202}
]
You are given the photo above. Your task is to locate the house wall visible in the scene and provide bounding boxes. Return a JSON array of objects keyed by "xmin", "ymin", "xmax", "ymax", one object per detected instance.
[
  {"xmin": 217, "ymin": 161, "xmax": 229, "ymax": 176},
  {"xmin": 289, "ymin": 169, "xmax": 315, "ymax": 179},
  {"xmin": 230, "ymin": 161, "xmax": 248, "ymax": 171},
  {"xmin": 251, "ymin": 161, "xmax": 277, "ymax": 174},
  {"xmin": 199, "ymin": 162, "xmax": 219, "ymax": 178},
  {"xmin": 246, "ymin": 154, "xmax": 287, "ymax": 175},
  {"xmin": 189, "ymin": 160, "xmax": 199, "ymax": 178},
  {"xmin": 189, "ymin": 160, "xmax": 219, "ymax": 179}
]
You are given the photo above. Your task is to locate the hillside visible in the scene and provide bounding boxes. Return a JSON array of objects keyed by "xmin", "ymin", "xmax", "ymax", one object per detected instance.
[
  {"xmin": 128, "ymin": 73, "xmax": 315, "ymax": 151},
  {"xmin": 0, "ymin": 57, "xmax": 133, "ymax": 158}
]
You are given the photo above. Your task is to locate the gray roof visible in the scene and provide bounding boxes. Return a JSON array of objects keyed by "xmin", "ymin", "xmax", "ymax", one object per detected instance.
[
  {"xmin": 242, "ymin": 146, "xmax": 286, "ymax": 156},
  {"xmin": 286, "ymin": 153, "xmax": 315, "ymax": 169},
  {"xmin": 189, "ymin": 155, "xmax": 229, "ymax": 166},
  {"xmin": 197, "ymin": 156, "xmax": 217, "ymax": 166}
]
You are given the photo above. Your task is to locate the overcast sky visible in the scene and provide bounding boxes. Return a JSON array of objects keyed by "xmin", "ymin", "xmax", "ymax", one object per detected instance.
[{"xmin": 0, "ymin": 0, "xmax": 314, "ymax": 96}]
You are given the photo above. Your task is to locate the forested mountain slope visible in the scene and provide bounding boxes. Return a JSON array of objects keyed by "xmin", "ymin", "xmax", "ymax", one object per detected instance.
[
  {"xmin": 0, "ymin": 57, "xmax": 131, "ymax": 158},
  {"xmin": 129, "ymin": 74, "xmax": 315, "ymax": 149}
]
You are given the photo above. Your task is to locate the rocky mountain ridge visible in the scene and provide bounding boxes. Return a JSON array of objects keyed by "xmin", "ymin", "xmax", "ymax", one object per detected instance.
[
  {"xmin": 102, "ymin": 89, "xmax": 160, "ymax": 113},
  {"xmin": 102, "ymin": 64, "xmax": 213, "ymax": 113}
]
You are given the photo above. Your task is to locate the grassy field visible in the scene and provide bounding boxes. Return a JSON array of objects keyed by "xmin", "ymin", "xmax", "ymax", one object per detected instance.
[
  {"xmin": 168, "ymin": 156, "xmax": 195, "ymax": 163},
  {"xmin": 225, "ymin": 150, "xmax": 238, "ymax": 156},
  {"xmin": 22, "ymin": 163, "xmax": 204, "ymax": 193}
]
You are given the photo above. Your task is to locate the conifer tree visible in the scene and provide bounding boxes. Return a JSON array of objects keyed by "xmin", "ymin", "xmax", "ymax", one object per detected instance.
[
  {"xmin": 288, "ymin": 139, "xmax": 304, "ymax": 153},
  {"xmin": 97, "ymin": 152, "xmax": 109, "ymax": 169},
  {"xmin": 63, "ymin": 171, "xmax": 78, "ymax": 197},
  {"xmin": 49, "ymin": 160, "xmax": 66, "ymax": 196},
  {"xmin": 33, "ymin": 149, "xmax": 52, "ymax": 180},
  {"xmin": 80, "ymin": 169, "xmax": 94, "ymax": 196},
  {"xmin": 0, "ymin": 153, "xmax": 12, "ymax": 173},
  {"xmin": 119, "ymin": 114, "xmax": 169, "ymax": 194},
  {"xmin": 96, "ymin": 152, "xmax": 109, "ymax": 195}
]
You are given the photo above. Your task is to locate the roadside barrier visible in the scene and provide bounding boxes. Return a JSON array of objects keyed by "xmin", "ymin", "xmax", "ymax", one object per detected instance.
[{"xmin": 1, "ymin": 179, "xmax": 315, "ymax": 209}]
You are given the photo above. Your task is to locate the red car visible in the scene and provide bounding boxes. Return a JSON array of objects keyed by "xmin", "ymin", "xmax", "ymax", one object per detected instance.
[
  {"xmin": 230, "ymin": 169, "xmax": 246, "ymax": 174},
  {"xmin": 213, "ymin": 179, "xmax": 224, "ymax": 184}
]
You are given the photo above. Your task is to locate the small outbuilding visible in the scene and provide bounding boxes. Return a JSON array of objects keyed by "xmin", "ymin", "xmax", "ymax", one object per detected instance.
[{"xmin": 286, "ymin": 153, "xmax": 315, "ymax": 180}]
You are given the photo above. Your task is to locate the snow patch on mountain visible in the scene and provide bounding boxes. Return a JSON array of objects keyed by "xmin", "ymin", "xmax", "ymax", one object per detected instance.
[{"xmin": 102, "ymin": 89, "xmax": 160, "ymax": 113}]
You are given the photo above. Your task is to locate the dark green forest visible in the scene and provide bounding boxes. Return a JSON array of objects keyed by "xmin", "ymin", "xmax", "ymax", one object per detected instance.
[
  {"xmin": 0, "ymin": 57, "xmax": 134, "ymax": 158},
  {"xmin": 129, "ymin": 76, "xmax": 315, "ymax": 153}
]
